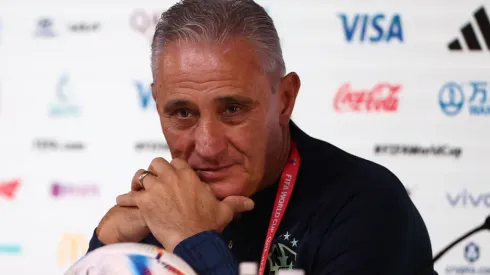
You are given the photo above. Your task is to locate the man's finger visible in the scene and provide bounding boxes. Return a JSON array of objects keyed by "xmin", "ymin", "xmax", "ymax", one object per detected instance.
[
  {"xmin": 221, "ymin": 196, "xmax": 255, "ymax": 214},
  {"xmin": 149, "ymin": 157, "xmax": 175, "ymax": 175},
  {"xmin": 116, "ymin": 191, "xmax": 143, "ymax": 207},
  {"xmin": 147, "ymin": 158, "xmax": 180, "ymax": 187},
  {"xmin": 131, "ymin": 169, "xmax": 148, "ymax": 191},
  {"xmin": 204, "ymin": 184, "xmax": 212, "ymax": 192},
  {"xmin": 133, "ymin": 169, "xmax": 161, "ymax": 190},
  {"xmin": 170, "ymin": 158, "xmax": 192, "ymax": 171}
]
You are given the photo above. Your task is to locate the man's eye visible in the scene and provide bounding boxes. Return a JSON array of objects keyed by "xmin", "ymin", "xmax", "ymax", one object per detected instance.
[
  {"xmin": 224, "ymin": 105, "xmax": 241, "ymax": 115},
  {"xmin": 174, "ymin": 109, "xmax": 192, "ymax": 118}
]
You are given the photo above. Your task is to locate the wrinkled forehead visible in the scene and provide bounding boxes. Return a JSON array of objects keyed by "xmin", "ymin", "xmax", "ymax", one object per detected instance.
[{"xmin": 155, "ymin": 38, "xmax": 268, "ymax": 90}]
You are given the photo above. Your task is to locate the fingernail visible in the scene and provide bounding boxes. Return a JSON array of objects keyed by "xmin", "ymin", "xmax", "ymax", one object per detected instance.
[{"xmin": 244, "ymin": 200, "xmax": 255, "ymax": 210}]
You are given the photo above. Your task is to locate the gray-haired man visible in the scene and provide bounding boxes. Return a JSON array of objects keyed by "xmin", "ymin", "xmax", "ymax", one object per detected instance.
[{"xmin": 87, "ymin": 1, "xmax": 437, "ymax": 274}]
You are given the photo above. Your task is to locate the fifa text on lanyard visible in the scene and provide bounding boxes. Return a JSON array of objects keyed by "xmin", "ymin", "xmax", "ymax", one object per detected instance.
[{"xmin": 258, "ymin": 141, "xmax": 301, "ymax": 275}]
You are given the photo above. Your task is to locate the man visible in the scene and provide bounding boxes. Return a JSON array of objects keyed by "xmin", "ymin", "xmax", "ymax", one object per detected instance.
[{"xmin": 87, "ymin": 0, "xmax": 437, "ymax": 274}]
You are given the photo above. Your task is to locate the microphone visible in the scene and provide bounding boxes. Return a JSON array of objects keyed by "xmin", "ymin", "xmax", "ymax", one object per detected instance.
[{"xmin": 417, "ymin": 214, "xmax": 490, "ymax": 275}]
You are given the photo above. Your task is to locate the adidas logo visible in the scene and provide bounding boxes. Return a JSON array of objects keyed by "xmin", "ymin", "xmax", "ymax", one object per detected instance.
[{"xmin": 448, "ymin": 6, "xmax": 490, "ymax": 51}]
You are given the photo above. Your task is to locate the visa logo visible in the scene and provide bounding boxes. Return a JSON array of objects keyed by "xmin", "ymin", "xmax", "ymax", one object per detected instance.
[
  {"xmin": 447, "ymin": 189, "xmax": 490, "ymax": 207},
  {"xmin": 135, "ymin": 81, "xmax": 155, "ymax": 109},
  {"xmin": 338, "ymin": 13, "xmax": 404, "ymax": 43}
]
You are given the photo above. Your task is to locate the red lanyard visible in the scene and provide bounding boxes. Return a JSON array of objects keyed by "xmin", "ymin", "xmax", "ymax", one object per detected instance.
[{"xmin": 258, "ymin": 141, "xmax": 301, "ymax": 275}]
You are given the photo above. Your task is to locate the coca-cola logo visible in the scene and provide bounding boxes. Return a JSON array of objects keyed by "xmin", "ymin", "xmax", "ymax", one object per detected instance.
[
  {"xmin": 334, "ymin": 83, "xmax": 401, "ymax": 112},
  {"xmin": 129, "ymin": 9, "xmax": 161, "ymax": 41}
]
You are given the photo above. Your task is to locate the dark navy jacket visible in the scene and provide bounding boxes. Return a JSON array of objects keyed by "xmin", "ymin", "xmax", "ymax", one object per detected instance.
[{"xmin": 87, "ymin": 121, "xmax": 437, "ymax": 275}]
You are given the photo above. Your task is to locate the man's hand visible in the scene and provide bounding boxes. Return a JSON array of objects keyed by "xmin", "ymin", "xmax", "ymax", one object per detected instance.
[
  {"xmin": 96, "ymin": 175, "xmax": 150, "ymax": 244},
  {"xmin": 116, "ymin": 157, "xmax": 255, "ymax": 252},
  {"xmin": 96, "ymin": 205, "xmax": 149, "ymax": 244}
]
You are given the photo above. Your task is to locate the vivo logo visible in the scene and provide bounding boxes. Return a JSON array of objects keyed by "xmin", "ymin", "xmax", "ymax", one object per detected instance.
[{"xmin": 447, "ymin": 189, "xmax": 490, "ymax": 207}]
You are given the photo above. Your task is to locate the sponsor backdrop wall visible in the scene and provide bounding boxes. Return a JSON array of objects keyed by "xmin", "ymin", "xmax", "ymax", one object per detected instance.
[{"xmin": 1, "ymin": 0, "xmax": 489, "ymax": 274}]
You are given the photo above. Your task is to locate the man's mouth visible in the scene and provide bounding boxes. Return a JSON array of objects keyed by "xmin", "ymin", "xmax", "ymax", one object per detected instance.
[
  {"xmin": 195, "ymin": 164, "xmax": 233, "ymax": 171},
  {"xmin": 194, "ymin": 164, "xmax": 234, "ymax": 180}
]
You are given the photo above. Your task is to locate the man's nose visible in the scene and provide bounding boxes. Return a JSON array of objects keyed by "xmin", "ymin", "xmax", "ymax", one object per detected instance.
[{"xmin": 194, "ymin": 120, "xmax": 227, "ymax": 160}]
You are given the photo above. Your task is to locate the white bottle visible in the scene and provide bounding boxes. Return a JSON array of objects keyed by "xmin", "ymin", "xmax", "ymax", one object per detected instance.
[
  {"xmin": 277, "ymin": 269, "xmax": 305, "ymax": 275},
  {"xmin": 239, "ymin": 262, "xmax": 258, "ymax": 275}
]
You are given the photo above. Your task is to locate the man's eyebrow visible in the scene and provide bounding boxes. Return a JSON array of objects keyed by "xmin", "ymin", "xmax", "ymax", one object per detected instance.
[
  {"xmin": 215, "ymin": 95, "xmax": 256, "ymax": 105},
  {"xmin": 163, "ymin": 99, "xmax": 192, "ymax": 112},
  {"xmin": 162, "ymin": 95, "xmax": 257, "ymax": 113}
]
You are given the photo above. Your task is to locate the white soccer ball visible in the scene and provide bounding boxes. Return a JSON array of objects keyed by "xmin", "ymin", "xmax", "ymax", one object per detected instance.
[{"xmin": 64, "ymin": 243, "xmax": 197, "ymax": 275}]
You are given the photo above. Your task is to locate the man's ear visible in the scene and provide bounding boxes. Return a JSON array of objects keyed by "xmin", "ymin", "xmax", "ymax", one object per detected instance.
[{"xmin": 278, "ymin": 72, "xmax": 301, "ymax": 125}]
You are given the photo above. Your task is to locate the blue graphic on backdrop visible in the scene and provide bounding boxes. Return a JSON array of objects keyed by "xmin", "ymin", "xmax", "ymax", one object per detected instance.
[
  {"xmin": 35, "ymin": 18, "xmax": 56, "ymax": 37},
  {"xmin": 135, "ymin": 81, "xmax": 155, "ymax": 110},
  {"xmin": 439, "ymin": 81, "xmax": 489, "ymax": 116},
  {"xmin": 445, "ymin": 241, "xmax": 490, "ymax": 274},
  {"xmin": 465, "ymin": 242, "xmax": 480, "ymax": 263},
  {"xmin": 338, "ymin": 13, "xmax": 404, "ymax": 43},
  {"xmin": 49, "ymin": 74, "xmax": 80, "ymax": 117},
  {"xmin": 0, "ymin": 244, "xmax": 21, "ymax": 255}
]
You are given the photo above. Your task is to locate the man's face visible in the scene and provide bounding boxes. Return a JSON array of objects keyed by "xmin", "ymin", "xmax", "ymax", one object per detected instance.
[{"xmin": 152, "ymin": 38, "xmax": 294, "ymax": 200}]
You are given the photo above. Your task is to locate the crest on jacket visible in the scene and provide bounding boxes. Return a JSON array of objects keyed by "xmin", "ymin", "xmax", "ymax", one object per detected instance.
[{"xmin": 267, "ymin": 231, "xmax": 299, "ymax": 274}]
